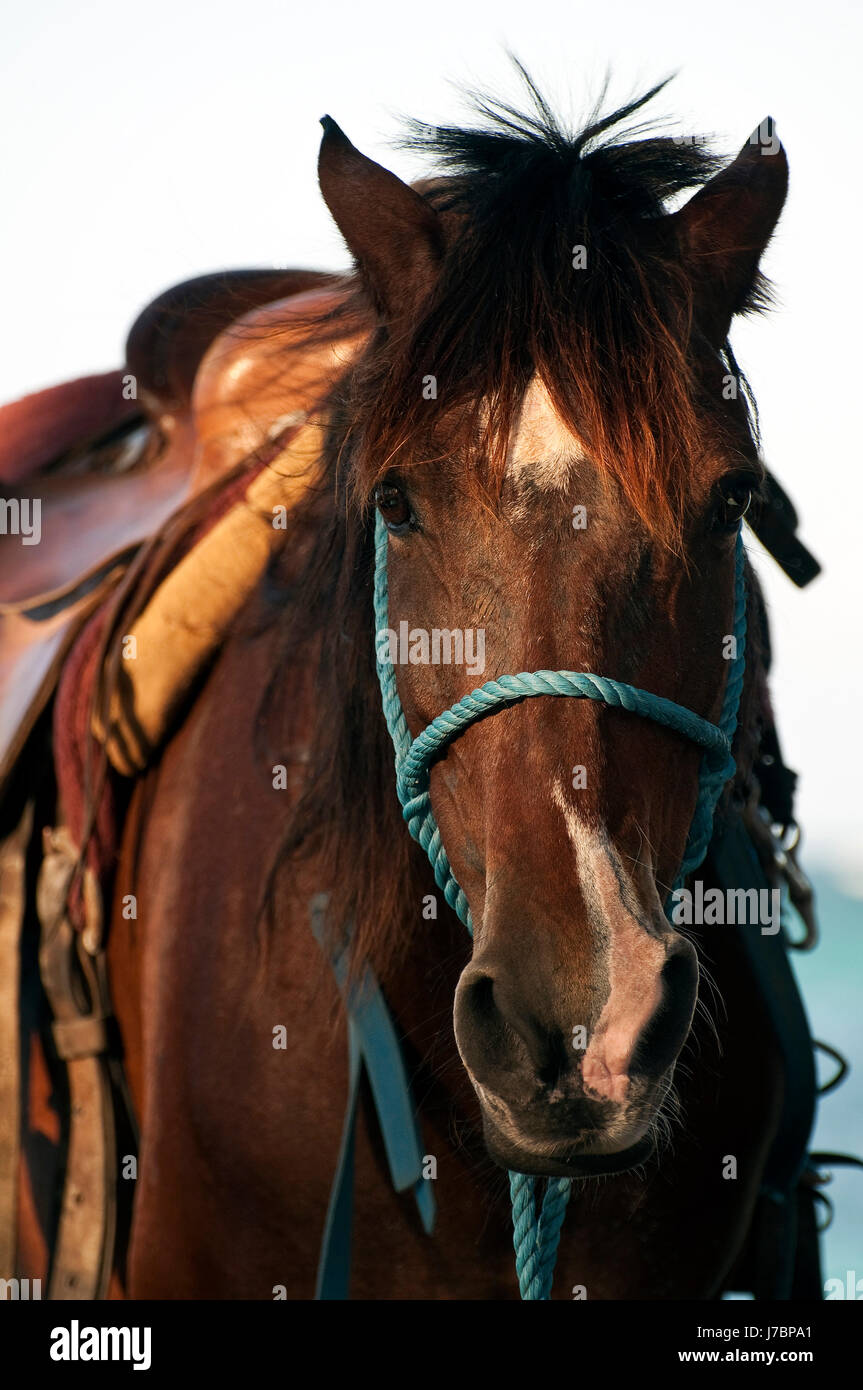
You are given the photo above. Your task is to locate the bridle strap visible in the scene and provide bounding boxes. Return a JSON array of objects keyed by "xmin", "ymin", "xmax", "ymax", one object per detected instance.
[{"xmin": 373, "ymin": 510, "xmax": 747, "ymax": 1298}]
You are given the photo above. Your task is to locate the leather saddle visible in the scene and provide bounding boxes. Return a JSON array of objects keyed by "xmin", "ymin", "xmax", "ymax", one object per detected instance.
[
  {"xmin": 0, "ymin": 267, "xmax": 345, "ymax": 797},
  {"xmin": 0, "ymin": 267, "xmax": 357, "ymax": 1298}
]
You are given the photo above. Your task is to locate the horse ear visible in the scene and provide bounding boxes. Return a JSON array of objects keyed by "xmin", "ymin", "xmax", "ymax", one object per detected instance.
[
  {"xmin": 317, "ymin": 115, "xmax": 445, "ymax": 321},
  {"xmin": 672, "ymin": 118, "xmax": 788, "ymax": 346}
]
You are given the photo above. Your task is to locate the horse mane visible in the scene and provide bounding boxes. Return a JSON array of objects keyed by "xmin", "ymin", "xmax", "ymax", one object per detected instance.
[
  {"xmin": 251, "ymin": 73, "xmax": 766, "ymax": 980},
  {"xmin": 326, "ymin": 71, "xmax": 762, "ymax": 534}
]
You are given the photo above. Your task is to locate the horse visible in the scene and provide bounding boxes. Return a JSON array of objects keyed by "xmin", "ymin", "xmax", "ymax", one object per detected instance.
[{"xmin": 8, "ymin": 75, "xmax": 824, "ymax": 1300}]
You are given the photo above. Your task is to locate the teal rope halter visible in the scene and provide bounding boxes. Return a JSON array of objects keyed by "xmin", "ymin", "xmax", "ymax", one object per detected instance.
[{"xmin": 374, "ymin": 512, "xmax": 747, "ymax": 1299}]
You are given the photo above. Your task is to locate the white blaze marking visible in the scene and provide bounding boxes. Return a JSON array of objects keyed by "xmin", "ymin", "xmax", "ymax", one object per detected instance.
[
  {"xmin": 551, "ymin": 780, "xmax": 666, "ymax": 1103},
  {"xmin": 506, "ymin": 377, "xmax": 586, "ymax": 490}
]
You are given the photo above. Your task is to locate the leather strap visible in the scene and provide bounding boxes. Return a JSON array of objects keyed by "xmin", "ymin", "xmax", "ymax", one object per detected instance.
[
  {"xmin": 309, "ymin": 894, "xmax": 435, "ymax": 1299},
  {"xmin": 52, "ymin": 1015, "xmax": 109, "ymax": 1061},
  {"xmin": 747, "ymin": 470, "xmax": 821, "ymax": 589},
  {"xmin": 0, "ymin": 800, "xmax": 33, "ymax": 1277},
  {"xmin": 36, "ymin": 826, "xmax": 116, "ymax": 1300},
  {"xmin": 708, "ymin": 811, "xmax": 818, "ymax": 1299}
]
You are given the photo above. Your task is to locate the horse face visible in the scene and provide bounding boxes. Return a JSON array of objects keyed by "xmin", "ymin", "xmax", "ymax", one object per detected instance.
[
  {"xmin": 317, "ymin": 108, "xmax": 786, "ymax": 1175},
  {"xmin": 378, "ymin": 377, "xmax": 757, "ymax": 1175}
]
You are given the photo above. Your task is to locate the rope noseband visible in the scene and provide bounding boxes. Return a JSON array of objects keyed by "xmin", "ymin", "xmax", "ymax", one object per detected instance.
[{"xmin": 374, "ymin": 512, "xmax": 747, "ymax": 1299}]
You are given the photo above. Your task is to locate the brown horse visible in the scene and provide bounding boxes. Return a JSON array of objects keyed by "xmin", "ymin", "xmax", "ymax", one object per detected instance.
[{"xmin": 14, "ymin": 77, "xmax": 812, "ymax": 1299}]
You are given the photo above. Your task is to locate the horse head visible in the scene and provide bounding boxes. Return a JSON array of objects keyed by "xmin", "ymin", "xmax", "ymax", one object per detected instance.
[{"xmin": 316, "ymin": 88, "xmax": 787, "ymax": 1178}]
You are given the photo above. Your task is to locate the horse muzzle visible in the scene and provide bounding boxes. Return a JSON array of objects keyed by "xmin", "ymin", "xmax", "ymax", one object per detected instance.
[{"xmin": 453, "ymin": 933, "xmax": 699, "ymax": 1176}]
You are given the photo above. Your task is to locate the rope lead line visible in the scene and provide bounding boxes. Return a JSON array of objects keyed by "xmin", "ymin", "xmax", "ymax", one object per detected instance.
[{"xmin": 374, "ymin": 512, "xmax": 747, "ymax": 1299}]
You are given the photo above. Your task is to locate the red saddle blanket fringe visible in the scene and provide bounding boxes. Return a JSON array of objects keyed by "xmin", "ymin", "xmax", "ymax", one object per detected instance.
[{"xmin": 53, "ymin": 604, "xmax": 121, "ymax": 929}]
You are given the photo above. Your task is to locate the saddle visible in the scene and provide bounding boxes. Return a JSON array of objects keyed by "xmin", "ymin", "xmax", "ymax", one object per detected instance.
[
  {"xmin": 0, "ymin": 265, "xmax": 828, "ymax": 1301},
  {"xmin": 0, "ymin": 267, "xmax": 358, "ymax": 1297},
  {"xmin": 0, "ymin": 268, "xmax": 347, "ymax": 797}
]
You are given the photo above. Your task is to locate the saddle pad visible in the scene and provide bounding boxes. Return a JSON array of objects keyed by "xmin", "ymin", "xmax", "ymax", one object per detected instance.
[{"xmin": 95, "ymin": 418, "xmax": 325, "ymax": 775}]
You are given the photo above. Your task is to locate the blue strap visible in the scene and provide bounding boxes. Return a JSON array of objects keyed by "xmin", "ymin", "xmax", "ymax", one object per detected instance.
[
  {"xmin": 314, "ymin": 1021, "xmax": 362, "ymax": 1299},
  {"xmin": 310, "ymin": 895, "xmax": 435, "ymax": 1299}
]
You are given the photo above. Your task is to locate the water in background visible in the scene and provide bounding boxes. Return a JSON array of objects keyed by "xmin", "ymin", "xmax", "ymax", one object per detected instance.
[{"xmin": 791, "ymin": 868, "xmax": 863, "ymax": 1293}]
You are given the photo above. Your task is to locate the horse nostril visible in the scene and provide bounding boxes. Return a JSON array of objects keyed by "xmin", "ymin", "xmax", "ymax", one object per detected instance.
[
  {"xmin": 466, "ymin": 972, "xmax": 498, "ymax": 1027},
  {"xmin": 630, "ymin": 940, "xmax": 699, "ymax": 1078},
  {"xmin": 455, "ymin": 966, "xmax": 533, "ymax": 1095},
  {"xmin": 456, "ymin": 970, "xmax": 517, "ymax": 1071},
  {"xmin": 455, "ymin": 965, "xmax": 568, "ymax": 1096}
]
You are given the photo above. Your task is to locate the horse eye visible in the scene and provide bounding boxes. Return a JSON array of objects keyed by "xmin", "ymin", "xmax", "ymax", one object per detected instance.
[
  {"xmin": 713, "ymin": 474, "xmax": 756, "ymax": 530},
  {"xmin": 373, "ymin": 482, "xmax": 413, "ymax": 533}
]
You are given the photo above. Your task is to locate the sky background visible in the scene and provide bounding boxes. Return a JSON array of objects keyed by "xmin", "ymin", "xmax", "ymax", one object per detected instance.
[{"xmin": 2, "ymin": 0, "xmax": 860, "ymax": 1286}]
